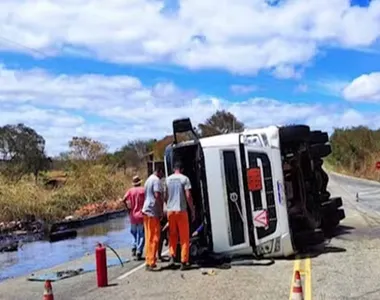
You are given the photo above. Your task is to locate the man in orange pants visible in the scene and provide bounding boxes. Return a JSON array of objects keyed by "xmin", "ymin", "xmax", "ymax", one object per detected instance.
[
  {"xmin": 165, "ymin": 161, "xmax": 195, "ymax": 270},
  {"xmin": 142, "ymin": 168, "xmax": 164, "ymax": 271}
]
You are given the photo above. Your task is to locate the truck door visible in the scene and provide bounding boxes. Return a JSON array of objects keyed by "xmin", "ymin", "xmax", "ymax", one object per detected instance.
[{"xmin": 239, "ymin": 134, "xmax": 279, "ymax": 256}]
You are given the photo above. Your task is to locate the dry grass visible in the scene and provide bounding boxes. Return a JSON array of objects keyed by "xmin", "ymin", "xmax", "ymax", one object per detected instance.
[
  {"xmin": 328, "ymin": 152, "xmax": 380, "ymax": 181},
  {"xmin": 0, "ymin": 164, "xmax": 146, "ymax": 223}
]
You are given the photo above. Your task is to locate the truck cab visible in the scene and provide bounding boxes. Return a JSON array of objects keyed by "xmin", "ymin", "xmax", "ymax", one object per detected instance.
[{"xmin": 163, "ymin": 118, "xmax": 345, "ymax": 259}]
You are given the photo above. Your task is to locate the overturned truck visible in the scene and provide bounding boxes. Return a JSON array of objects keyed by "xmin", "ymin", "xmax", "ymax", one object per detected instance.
[{"xmin": 163, "ymin": 118, "xmax": 345, "ymax": 259}]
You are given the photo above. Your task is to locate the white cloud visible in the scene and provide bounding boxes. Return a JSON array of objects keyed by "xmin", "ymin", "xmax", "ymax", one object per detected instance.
[
  {"xmin": 0, "ymin": 65, "xmax": 378, "ymax": 155},
  {"xmin": 0, "ymin": 0, "xmax": 379, "ymax": 75},
  {"xmin": 295, "ymin": 84, "xmax": 308, "ymax": 93},
  {"xmin": 272, "ymin": 65, "xmax": 303, "ymax": 79},
  {"xmin": 306, "ymin": 109, "xmax": 380, "ymax": 133},
  {"xmin": 343, "ymin": 72, "xmax": 380, "ymax": 102},
  {"xmin": 230, "ymin": 84, "xmax": 258, "ymax": 95},
  {"xmin": 316, "ymin": 79, "xmax": 350, "ymax": 97}
]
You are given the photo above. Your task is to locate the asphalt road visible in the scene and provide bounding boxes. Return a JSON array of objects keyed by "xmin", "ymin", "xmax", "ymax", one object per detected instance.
[
  {"xmin": 1, "ymin": 172, "xmax": 380, "ymax": 300},
  {"xmin": 329, "ymin": 171, "xmax": 380, "ymax": 212}
]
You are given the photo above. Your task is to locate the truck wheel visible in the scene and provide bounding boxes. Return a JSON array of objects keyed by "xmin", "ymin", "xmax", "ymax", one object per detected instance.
[
  {"xmin": 336, "ymin": 208, "xmax": 345, "ymax": 220},
  {"xmin": 321, "ymin": 197, "xmax": 343, "ymax": 213},
  {"xmin": 310, "ymin": 144, "xmax": 332, "ymax": 158},
  {"xmin": 328, "ymin": 197, "xmax": 343, "ymax": 208},
  {"xmin": 321, "ymin": 208, "xmax": 345, "ymax": 233},
  {"xmin": 279, "ymin": 125, "xmax": 310, "ymax": 143},
  {"xmin": 309, "ymin": 131, "xmax": 329, "ymax": 145}
]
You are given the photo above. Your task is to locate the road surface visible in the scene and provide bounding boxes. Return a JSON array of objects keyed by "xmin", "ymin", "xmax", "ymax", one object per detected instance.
[{"xmin": 1, "ymin": 172, "xmax": 380, "ymax": 300}]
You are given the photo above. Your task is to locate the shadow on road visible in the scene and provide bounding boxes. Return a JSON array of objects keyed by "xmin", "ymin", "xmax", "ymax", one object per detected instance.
[
  {"xmin": 276, "ymin": 225, "xmax": 351, "ymax": 261},
  {"xmin": 326, "ymin": 225, "xmax": 355, "ymax": 239},
  {"xmin": 230, "ymin": 259, "xmax": 275, "ymax": 267},
  {"xmin": 157, "ymin": 253, "xmax": 275, "ymax": 271},
  {"xmin": 292, "ymin": 245, "xmax": 347, "ymax": 260}
]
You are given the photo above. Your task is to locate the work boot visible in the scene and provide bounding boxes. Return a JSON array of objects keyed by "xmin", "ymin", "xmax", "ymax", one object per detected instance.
[
  {"xmin": 168, "ymin": 256, "xmax": 176, "ymax": 267},
  {"xmin": 180, "ymin": 262, "xmax": 191, "ymax": 271},
  {"xmin": 145, "ymin": 264, "xmax": 157, "ymax": 271},
  {"xmin": 136, "ymin": 253, "xmax": 143, "ymax": 261},
  {"xmin": 131, "ymin": 248, "xmax": 136, "ymax": 257},
  {"xmin": 159, "ymin": 255, "xmax": 169, "ymax": 262}
]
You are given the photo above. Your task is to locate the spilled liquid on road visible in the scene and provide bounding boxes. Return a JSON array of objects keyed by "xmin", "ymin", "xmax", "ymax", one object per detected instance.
[{"xmin": 0, "ymin": 216, "xmax": 133, "ymax": 282}]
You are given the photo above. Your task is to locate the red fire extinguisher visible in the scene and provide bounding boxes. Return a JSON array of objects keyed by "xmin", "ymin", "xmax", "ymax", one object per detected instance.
[{"xmin": 96, "ymin": 243, "xmax": 108, "ymax": 287}]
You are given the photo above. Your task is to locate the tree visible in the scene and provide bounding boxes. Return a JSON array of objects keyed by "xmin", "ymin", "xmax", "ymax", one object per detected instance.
[
  {"xmin": 127, "ymin": 139, "xmax": 156, "ymax": 159},
  {"xmin": 198, "ymin": 110, "xmax": 245, "ymax": 137},
  {"xmin": 328, "ymin": 126, "xmax": 380, "ymax": 172},
  {"xmin": 68, "ymin": 137, "xmax": 108, "ymax": 161},
  {"xmin": 114, "ymin": 146, "xmax": 141, "ymax": 173},
  {"xmin": 0, "ymin": 123, "xmax": 49, "ymax": 181}
]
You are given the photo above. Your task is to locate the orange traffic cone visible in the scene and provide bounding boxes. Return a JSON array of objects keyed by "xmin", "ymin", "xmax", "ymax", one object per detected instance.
[
  {"xmin": 43, "ymin": 280, "xmax": 54, "ymax": 300},
  {"xmin": 291, "ymin": 270, "xmax": 304, "ymax": 300}
]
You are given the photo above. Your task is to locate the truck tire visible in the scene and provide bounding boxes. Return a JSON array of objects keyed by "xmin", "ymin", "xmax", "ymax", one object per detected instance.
[
  {"xmin": 279, "ymin": 125, "xmax": 310, "ymax": 143},
  {"xmin": 310, "ymin": 144, "xmax": 332, "ymax": 158},
  {"xmin": 309, "ymin": 131, "xmax": 329, "ymax": 145},
  {"xmin": 331, "ymin": 197, "xmax": 343, "ymax": 208},
  {"xmin": 321, "ymin": 208, "xmax": 345, "ymax": 233},
  {"xmin": 321, "ymin": 197, "xmax": 343, "ymax": 213}
]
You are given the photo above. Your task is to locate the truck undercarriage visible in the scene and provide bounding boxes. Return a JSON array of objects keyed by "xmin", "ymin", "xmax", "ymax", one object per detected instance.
[{"xmin": 279, "ymin": 125, "xmax": 345, "ymax": 250}]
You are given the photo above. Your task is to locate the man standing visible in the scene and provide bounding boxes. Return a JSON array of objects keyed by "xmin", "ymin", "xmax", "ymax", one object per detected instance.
[
  {"xmin": 122, "ymin": 175, "xmax": 145, "ymax": 260},
  {"xmin": 165, "ymin": 161, "xmax": 195, "ymax": 270},
  {"xmin": 142, "ymin": 168, "xmax": 164, "ymax": 271}
]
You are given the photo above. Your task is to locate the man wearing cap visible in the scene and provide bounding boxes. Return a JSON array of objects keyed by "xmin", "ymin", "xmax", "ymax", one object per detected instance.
[
  {"xmin": 122, "ymin": 175, "xmax": 145, "ymax": 260},
  {"xmin": 142, "ymin": 168, "xmax": 165, "ymax": 271}
]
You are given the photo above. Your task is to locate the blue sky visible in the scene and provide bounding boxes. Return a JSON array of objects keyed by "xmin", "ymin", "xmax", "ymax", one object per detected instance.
[{"xmin": 0, "ymin": 0, "xmax": 380, "ymax": 155}]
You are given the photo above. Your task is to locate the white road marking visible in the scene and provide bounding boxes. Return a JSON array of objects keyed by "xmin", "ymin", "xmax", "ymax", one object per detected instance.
[{"xmin": 117, "ymin": 250, "xmax": 169, "ymax": 280}]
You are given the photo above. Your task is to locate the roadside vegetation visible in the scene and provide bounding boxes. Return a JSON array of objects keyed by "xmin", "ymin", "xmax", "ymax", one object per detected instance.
[
  {"xmin": 0, "ymin": 110, "xmax": 243, "ymax": 224},
  {"xmin": 326, "ymin": 126, "xmax": 380, "ymax": 181}
]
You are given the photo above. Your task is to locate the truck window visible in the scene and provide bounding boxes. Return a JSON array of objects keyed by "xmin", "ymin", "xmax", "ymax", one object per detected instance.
[
  {"xmin": 164, "ymin": 146, "xmax": 173, "ymax": 175},
  {"xmin": 222, "ymin": 150, "xmax": 245, "ymax": 246},
  {"xmin": 248, "ymin": 152, "xmax": 278, "ymax": 238}
]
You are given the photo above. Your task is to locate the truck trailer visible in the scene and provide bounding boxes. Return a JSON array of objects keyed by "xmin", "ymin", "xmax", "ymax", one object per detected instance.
[{"xmin": 163, "ymin": 118, "xmax": 345, "ymax": 259}]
